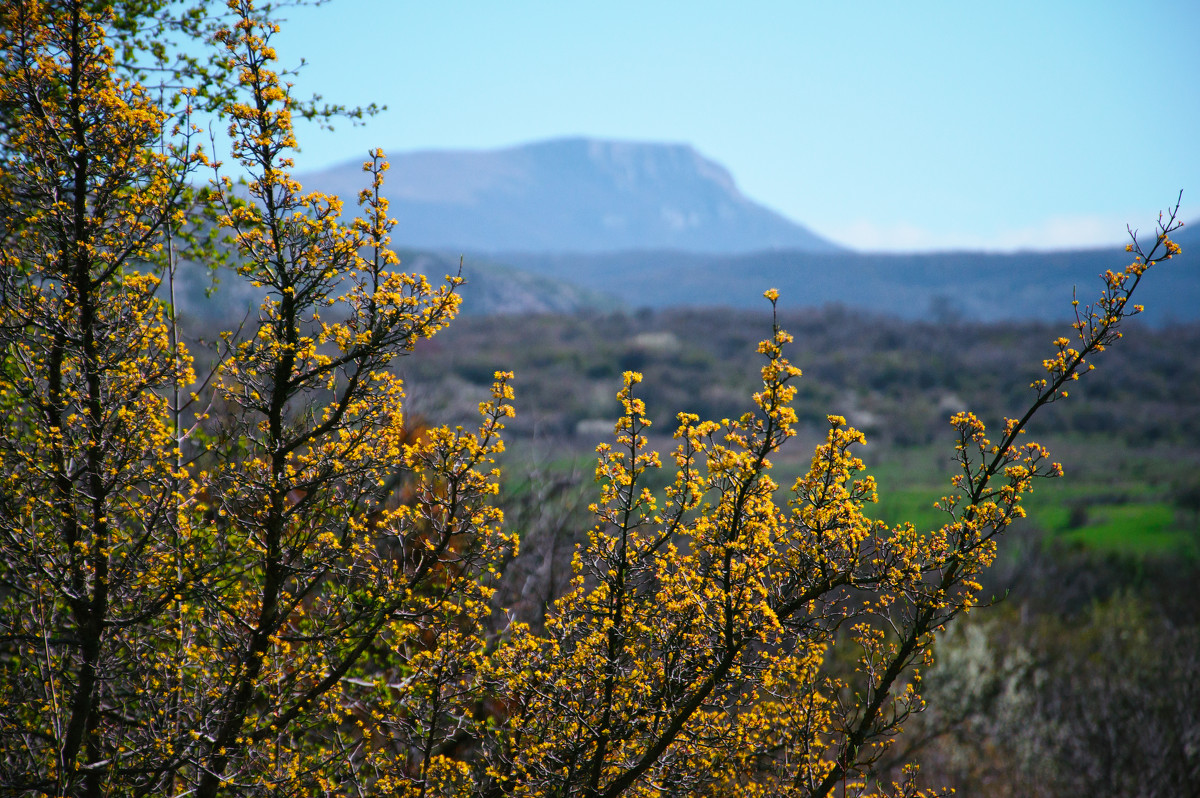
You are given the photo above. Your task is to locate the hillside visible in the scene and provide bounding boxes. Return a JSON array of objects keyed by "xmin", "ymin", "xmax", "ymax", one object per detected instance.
[
  {"xmin": 401, "ymin": 305, "xmax": 1200, "ymax": 447},
  {"xmin": 167, "ymin": 249, "xmax": 619, "ymax": 323},
  {"xmin": 491, "ymin": 238, "xmax": 1200, "ymax": 324},
  {"xmin": 173, "ymin": 234, "xmax": 1198, "ymax": 326},
  {"xmin": 297, "ymin": 138, "xmax": 842, "ymax": 254}
]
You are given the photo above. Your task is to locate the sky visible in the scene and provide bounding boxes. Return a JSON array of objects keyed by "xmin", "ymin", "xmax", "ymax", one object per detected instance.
[{"xmin": 262, "ymin": 0, "xmax": 1200, "ymax": 253}]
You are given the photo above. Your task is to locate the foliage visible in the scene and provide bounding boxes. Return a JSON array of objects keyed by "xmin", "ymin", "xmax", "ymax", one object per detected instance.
[
  {"xmin": 0, "ymin": 1, "xmax": 1185, "ymax": 796},
  {"xmin": 1007, "ymin": 597, "xmax": 1200, "ymax": 796},
  {"xmin": 881, "ymin": 585, "xmax": 1200, "ymax": 797},
  {"xmin": 1, "ymin": 1, "xmax": 505, "ymax": 794}
]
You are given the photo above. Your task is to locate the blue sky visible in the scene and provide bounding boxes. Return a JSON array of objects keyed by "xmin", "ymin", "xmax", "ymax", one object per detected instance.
[{"xmin": 267, "ymin": 1, "xmax": 1199, "ymax": 252}]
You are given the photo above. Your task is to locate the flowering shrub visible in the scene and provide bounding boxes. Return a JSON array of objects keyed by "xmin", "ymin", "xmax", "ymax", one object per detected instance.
[{"xmin": 0, "ymin": 1, "xmax": 1182, "ymax": 796}]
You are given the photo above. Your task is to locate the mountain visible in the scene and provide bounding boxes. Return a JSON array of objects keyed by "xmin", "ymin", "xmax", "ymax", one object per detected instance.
[
  {"xmin": 297, "ymin": 138, "xmax": 843, "ymax": 254},
  {"xmin": 174, "ymin": 221, "xmax": 1198, "ymax": 326}
]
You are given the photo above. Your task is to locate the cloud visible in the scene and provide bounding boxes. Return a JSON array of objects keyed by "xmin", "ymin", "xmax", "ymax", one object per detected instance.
[{"xmin": 821, "ymin": 214, "xmax": 1137, "ymax": 253}]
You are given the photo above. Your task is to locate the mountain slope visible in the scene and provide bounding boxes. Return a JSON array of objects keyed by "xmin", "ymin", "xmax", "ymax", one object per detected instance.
[{"xmin": 298, "ymin": 138, "xmax": 842, "ymax": 254}]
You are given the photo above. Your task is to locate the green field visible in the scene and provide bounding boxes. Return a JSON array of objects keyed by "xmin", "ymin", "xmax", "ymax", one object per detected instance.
[
  {"xmin": 855, "ymin": 437, "xmax": 1200, "ymax": 557},
  {"xmin": 502, "ymin": 430, "xmax": 1200, "ymax": 560}
]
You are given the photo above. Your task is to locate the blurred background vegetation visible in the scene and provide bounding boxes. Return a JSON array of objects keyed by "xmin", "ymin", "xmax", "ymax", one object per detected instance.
[
  {"xmin": 180, "ymin": 298, "xmax": 1200, "ymax": 794},
  {"xmin": 394, "ymin": 304, "xmax": 1200, "ymax": 794}
]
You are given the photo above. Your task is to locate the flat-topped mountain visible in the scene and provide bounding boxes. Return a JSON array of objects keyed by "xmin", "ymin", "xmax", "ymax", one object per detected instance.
[{"xmin": 298, "ymin": 137, "xmax": 843, "ymax": 254}]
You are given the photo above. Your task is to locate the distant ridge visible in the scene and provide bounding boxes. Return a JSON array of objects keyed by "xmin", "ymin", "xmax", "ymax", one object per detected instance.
[
  {"xmin": 498, "ymin": 241, "xmax": 1200, "ymax": 325},
  {"xmin": 298, "ymin": 138, "xmax": 843, "ymax": 254}
]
